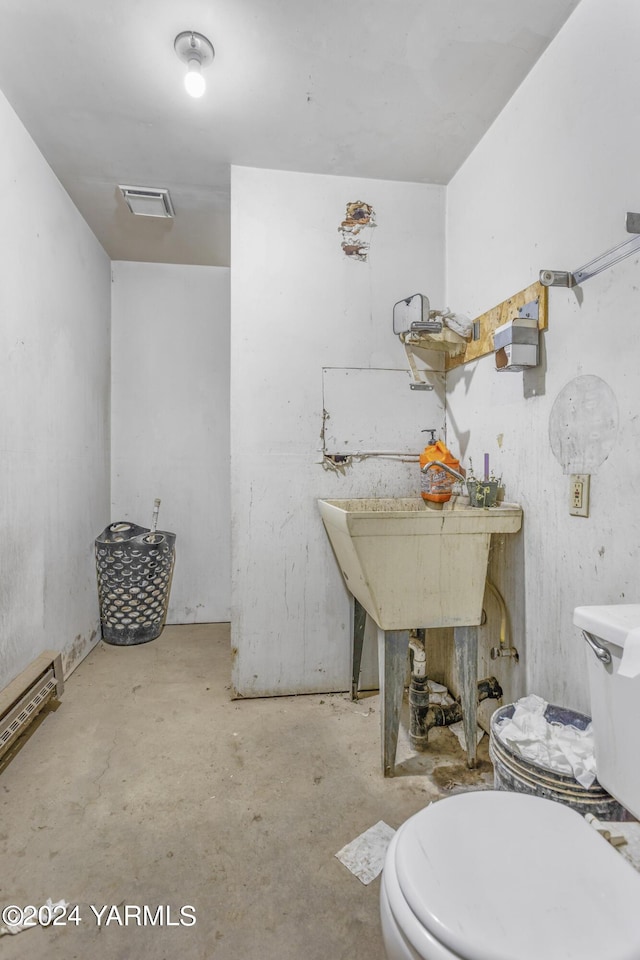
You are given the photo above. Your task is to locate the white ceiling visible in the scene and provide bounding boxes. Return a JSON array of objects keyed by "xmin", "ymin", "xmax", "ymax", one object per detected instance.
[{"xmin": 0, "ymin": 0, "xmax": 581, "ymax": 267}]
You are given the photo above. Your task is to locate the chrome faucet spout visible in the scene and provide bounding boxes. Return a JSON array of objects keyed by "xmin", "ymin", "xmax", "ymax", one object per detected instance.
[{"xmin": 421, "ymin": 460, "xmax": 466, "ymax": 483}]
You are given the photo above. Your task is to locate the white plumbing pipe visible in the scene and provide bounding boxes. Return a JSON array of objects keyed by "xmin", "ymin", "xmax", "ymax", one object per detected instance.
[
  {"xmin": 408, "ymin": 638, "xmax": 427, "ymax": 678},
  {"xmin": 486, "ymin": 578, "xmax": 519, "ymax": 660}
]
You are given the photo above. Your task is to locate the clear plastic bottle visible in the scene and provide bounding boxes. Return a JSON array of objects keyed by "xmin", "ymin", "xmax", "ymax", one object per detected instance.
[{"xmin": 419, "ymin": 431, "xmax": 461, "ymax": 503}]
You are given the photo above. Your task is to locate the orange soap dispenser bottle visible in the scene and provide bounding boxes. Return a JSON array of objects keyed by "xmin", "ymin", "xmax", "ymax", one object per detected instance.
[{"xmin": 419, "ymin": 429, "xmax": 461, "ymax": 503}]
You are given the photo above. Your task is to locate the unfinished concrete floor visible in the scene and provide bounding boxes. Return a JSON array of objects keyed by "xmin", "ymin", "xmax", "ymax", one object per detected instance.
[{"xmin": 0, "ymin": 623, "xmax": 493, "ymax": 959}]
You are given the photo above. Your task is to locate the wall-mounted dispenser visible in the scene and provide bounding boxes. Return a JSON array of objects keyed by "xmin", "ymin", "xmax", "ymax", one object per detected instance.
[
  {"xmin": 393, "ymin": 294, "xmax": 471, "ymax": 389},
  {"xmin": 393, "ymin": 294, "xmax": 440, "ymax": 335},
  {"xmin": 494, "ymin": 300, "xmax": 539, "ymax": 372}
]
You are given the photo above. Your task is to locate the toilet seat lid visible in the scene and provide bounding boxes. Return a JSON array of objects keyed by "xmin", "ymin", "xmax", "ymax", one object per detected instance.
[{"xmin": 395, "ymin": 791, "xmax": 640, "ymax": 960}]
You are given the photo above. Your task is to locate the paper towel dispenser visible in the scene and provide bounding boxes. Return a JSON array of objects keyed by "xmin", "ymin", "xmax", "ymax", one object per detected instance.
[
  {"xmin": 494, "ymin": 304, "xmax": 539, "ymax": 372},
  {"xmin": 392, "ymin": 294, "xmax": 442, "ymax": 336}
]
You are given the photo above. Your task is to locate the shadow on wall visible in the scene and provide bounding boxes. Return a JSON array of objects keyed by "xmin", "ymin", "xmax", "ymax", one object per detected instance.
[{"xmin": 523, "ymin": 332, "xmax": 548, "ymax": 399}]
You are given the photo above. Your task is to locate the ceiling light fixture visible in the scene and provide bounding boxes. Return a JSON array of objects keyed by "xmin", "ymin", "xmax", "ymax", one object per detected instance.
[{"xmin": 174, "ymin": 31, "xmax": 215, "ymax": 99}]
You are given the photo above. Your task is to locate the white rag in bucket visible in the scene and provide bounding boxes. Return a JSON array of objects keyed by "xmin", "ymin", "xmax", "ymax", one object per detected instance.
[
  {"xmin": 619, "ymin": 626, "xmax": 640, "ymax": 678},
  {"xmin": 495, "ymin": 694, "xmax": 597, "ymax": 789}
]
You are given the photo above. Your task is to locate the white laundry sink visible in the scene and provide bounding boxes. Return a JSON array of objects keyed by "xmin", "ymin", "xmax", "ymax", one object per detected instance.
[{"xmin": 318, "ymin": 497, "xmax": 522, "ymax": 630}]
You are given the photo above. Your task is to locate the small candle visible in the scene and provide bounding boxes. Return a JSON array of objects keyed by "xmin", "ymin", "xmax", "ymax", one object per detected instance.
[{"xmin": 484, "ymin": 453, "xmax": 489, "ymax": 480}]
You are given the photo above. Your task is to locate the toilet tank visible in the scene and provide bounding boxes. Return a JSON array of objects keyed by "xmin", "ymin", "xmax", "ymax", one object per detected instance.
[{"xmin": 573, "ymin": 604, "xmax": 640, "ymax": 820}]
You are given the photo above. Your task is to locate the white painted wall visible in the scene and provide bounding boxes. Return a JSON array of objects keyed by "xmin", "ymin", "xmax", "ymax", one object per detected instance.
[
  {"xmin": 111, "ymin": 262, "xmax": 231, "ymax": 623},
  {"xmin": 0, "ymin": 90, "xmax": 111, "ymax": 687},
  {"xmin": 231, "ymin": 166, "xmax": 446, "ymax": 696},
  {"xmin": 446, "ymin": 0, "xmax": 640, "ymax": 717}
]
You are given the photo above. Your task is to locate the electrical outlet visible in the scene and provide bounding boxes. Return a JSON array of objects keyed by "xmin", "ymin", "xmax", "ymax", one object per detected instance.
[{"xmin": 569, "ymin": 474, "xmax": 590, "ymax": 517}]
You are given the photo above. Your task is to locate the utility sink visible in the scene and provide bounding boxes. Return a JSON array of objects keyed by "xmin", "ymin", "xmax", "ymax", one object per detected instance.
[{"xmin": 318, "ymin": 497, "xmax": 522, "ymax": 631}]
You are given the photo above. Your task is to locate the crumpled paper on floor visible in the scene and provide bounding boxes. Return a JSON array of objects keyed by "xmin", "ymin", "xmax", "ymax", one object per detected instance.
[
  {"xmin": 449, "ymin": 720, "xmax": 484, "ymax": 752},
  {"xmin": 0, "ymin": 899, "xmax": 68, "ymax": 936},
  {"xmin": 495, "ymin": 693, "xmax": 597, "ymax": 788},
  {"xmin": 335, "ymin": 821, "xmax": 395, "ymax": 885},
  {"xmin": 426, "ymin": 679, "xmax": 454, "ymax": 706}
]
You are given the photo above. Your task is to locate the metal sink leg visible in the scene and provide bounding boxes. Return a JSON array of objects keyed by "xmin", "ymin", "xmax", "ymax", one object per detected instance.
[
  {"xmin": 454, "ymin": 625, "xmax": 479, "ymax": 768},
  {"xmin": 378, "ymin": 627, "xmax": 409, "ymax": 777},
  {"xmin": 351, "ymin": 599, "xmax": 367, "ymax": 701}
]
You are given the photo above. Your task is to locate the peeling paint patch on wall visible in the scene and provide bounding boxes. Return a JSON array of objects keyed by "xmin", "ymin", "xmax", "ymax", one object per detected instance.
[
  {"xmin": 548, "ymin": 375, "xmax": 619, "ymax": 475},
  {"xmin": 339, "ymin": 201, "xmax": 376, "ymax": 261}
]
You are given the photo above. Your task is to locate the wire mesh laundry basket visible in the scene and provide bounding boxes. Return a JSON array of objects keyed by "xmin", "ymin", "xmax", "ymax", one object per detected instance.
[{"xmin": 95, "ymin": 518, "xmax": 176, "ymax": 646}]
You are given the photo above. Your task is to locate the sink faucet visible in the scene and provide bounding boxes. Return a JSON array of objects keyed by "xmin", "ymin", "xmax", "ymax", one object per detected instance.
[{"xmin": 421, "ymin": 460, "xmax": 466, "ymax": 483}]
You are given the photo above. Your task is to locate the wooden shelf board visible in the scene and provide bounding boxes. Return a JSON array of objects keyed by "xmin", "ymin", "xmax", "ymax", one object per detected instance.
[{"xmin": 438, "ymin": 280, "xmax": 549, "ymax": 371}]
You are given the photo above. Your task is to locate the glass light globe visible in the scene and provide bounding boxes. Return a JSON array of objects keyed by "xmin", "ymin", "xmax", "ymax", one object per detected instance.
[{"xmin": 185, "ymin": 60, "xmax": 205, "ymax": 98}]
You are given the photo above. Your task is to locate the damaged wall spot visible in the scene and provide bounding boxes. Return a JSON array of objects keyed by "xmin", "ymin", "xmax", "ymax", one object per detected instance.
[
  {"xmin": 321, "ymin": 366, "xmax": 442, "ymax": 455},
  {"xmin": 339, "ymin": 201, "xmax": 376, "ymax": 261},
  {"xmin": 549, "ymin": 374, "xmax": 619, "ymax": 475},
  {"xmin": 322, "ymin": 453, "xmax": 353, "ymax": 474}
]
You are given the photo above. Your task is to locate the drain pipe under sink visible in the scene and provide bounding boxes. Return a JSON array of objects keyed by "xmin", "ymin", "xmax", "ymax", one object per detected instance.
[{"xmin": 408, "ymin": 629, "xmax": 503, "ymax": 752}]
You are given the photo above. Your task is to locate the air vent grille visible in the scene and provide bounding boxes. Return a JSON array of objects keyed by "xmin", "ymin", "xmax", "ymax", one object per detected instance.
[{"xmin": 118, "ymin": 185, "xmax": 175, "ymax": 218}]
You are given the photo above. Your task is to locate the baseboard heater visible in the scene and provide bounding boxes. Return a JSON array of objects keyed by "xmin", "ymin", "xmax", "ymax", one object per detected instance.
[{"xmin": 0, "ymin": 651, "xmax": 64, "ymax": 761}]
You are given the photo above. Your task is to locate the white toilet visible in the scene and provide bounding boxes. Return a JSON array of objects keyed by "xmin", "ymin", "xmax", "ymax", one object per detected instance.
[{"xmin": 380, "ymin": 604, "xmax": 640, "ymax": 960}]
